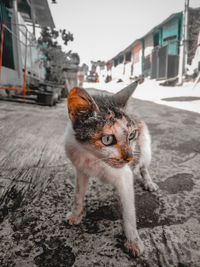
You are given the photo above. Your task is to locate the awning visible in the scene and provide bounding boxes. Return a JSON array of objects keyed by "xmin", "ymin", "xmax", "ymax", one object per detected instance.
[
  {"xmin": 31, "ymin": 0, "xmax": 55, "ymax": 28},
  {"xmin": 18, "ymin": 0, "xmax": 55, "ymax": 28}
]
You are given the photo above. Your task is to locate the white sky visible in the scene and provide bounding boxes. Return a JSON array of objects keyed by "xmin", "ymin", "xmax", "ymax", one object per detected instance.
[{"xmin": 47, "ymin": 0, "xmax": 200, "ymax": 66}]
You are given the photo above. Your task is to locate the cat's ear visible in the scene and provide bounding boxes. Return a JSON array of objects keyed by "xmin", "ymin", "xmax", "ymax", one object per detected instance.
[
  {"xmin": 112, "ymin": 81, "xmax": 138, "ymax": 108},
  {"xmin": 67, "ymin": 87, "xmax": 99, "ymax": 122}
]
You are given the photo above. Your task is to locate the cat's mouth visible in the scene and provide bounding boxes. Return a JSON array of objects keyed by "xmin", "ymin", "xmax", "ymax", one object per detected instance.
[{"xmin": 106, "ymin": 158, "xmax": 133, "ymax": 168}]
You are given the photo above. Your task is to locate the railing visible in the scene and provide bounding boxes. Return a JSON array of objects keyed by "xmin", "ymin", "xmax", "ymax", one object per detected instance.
[{"xmin": 0, "ymin": 22, "xmax": 36, "ymax": 99}]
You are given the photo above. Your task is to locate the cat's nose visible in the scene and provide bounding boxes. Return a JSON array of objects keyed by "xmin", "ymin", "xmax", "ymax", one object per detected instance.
[{"xmin": 124, "ymin": 152, "xmax": 133, "ymax": 162}]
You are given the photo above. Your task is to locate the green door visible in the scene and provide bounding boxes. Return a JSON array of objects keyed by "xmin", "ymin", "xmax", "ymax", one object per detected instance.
[
  {"xmin": 0, "ymin": 1, "xmax": 14, "ymax": 69},
  {"xmin": 162, "ymin": 19, "xmax": 179, "ymax": 56}
]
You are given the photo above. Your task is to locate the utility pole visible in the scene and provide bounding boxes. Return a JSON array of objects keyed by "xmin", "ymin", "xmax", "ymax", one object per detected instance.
[
  {"xmin": 13, "ymin": 0, "xmax": 23, "ymax": 81},
  {"xmin": 184, "ymin": 0, "xmax": 189, "ymax": 71},
  {"xmin": 30, "ymin": 0, "xmax": 36, "ymax": 37},
  {"xmin": 178, "ymin": 0, "xmax": 189, "ymax": 84}
]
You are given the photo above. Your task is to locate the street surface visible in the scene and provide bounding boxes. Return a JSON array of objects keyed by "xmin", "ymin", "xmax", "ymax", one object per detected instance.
[{"xmin": 0, "ymin": 88, "xmax": 200, "ymax": 266}]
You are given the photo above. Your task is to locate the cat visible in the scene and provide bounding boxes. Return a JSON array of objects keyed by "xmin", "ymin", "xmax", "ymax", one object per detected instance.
[{"xmin": 65, "ymin": 82, "xmax": 158, "ymax": 257}]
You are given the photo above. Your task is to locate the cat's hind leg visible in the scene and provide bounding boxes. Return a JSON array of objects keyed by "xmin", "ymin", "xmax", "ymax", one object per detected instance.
[
  {"xmin": 67, "ymin": 170, "xmax": 89, "ymax": 225},
  {"xmin": 140, "ymin": 165, "xmax": 158, "ymax": 192}
]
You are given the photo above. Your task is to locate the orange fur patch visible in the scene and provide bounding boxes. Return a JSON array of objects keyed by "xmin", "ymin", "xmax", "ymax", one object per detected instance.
[
  {"xmin": 102, "ymin": 124, "xmax": 113, "ymax": 135},
  {"xmin": 91, "ymin": 132, "xmax": 104, "ymax": 149},
  {"xmin": 67, "ymin": 87, "xmax": 98, "ymax": 121},
  {"xmin": 91, "ymin": 118, "xmax": 134, "ymax": 163},
  {"xmin": 68, "ymin": 88, "xmax": 90, "ymax": 114}
]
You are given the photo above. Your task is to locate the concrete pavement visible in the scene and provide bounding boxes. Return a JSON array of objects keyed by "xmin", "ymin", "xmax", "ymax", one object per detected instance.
[{"xmin": 0, "ymin": 88, "xmax": 200, "ymax": 266}]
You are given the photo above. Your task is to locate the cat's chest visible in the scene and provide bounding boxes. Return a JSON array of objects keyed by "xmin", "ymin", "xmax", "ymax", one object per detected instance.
[{"xmin": 75, "ymin": 149, "xmax": 98, "ymax": 170}]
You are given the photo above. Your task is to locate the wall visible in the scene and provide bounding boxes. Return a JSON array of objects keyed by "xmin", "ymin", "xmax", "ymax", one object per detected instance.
[
  {"xmin": 0, "ymin": 1, "xmax": 23, "ymax": 86},
  {"xmin": 132, "ymin": 42, "xmax": 142, "ymax": 76},
  {"xmin": 188, "ymin": 8, "xmax": 200, "ymax": 64},
  {"xmin": 18, "ymin": 13, "xmax": 45, "ymax": 81},
  {"xmin": 111, "ymin": 63, "xmax": 124, "ymax": 80},
  {"xmin": 144, "ymin": 34, "xmax": 153, "ymax": 57}
]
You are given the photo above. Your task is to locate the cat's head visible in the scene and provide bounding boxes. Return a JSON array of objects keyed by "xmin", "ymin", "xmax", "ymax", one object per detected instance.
[{"xmin": 67, "ymin": 82, "xmax": 140, "ymax": 168}]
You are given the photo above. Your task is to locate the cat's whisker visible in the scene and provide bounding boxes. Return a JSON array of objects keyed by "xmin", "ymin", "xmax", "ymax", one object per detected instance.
[
  {"xmin": 93, "ymin": 157, "xmax": 111, "ymax": 163},
  {"xmin": 93, "ymin": 154, "xmax": 141, "ymax": 164}
]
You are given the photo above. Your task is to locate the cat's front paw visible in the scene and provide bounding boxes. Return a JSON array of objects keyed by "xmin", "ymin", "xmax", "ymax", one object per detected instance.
[
  {"xmin": 124, "ymin": 238, "xmax": 144, "ymax": 257},
  {"xmin": 67, "ymin": 212, "xmax": 83, "ymax": 225},
  {"xmin": 144, "ymin": 181, "xmax": 159, "ymax": 192}
]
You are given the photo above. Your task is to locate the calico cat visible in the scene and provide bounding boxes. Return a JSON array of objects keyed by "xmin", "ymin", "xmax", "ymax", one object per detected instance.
[{"xmin": 65, "ymin": 82, "xmax": 158, "ymax": 257}]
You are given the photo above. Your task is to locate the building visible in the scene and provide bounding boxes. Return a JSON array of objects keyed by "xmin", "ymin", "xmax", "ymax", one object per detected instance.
[
  {"xmin": 0, "ymin": 0, "xmax": 79, "ymax": 103},
  {"xmin": 108, "ymin": 7, "xmax": 200, "ymax": 83},
  {"xmin": 0, "ymin": 0, "xmax": 55, "ymax": 89},
  {"xmin": 150, "ymin": 12, "xmax": 182, "ymax": 80}
]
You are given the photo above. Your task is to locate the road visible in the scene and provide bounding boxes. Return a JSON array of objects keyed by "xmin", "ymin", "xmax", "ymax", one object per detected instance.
[{"xmin": 0, "ymin": 88, "xmax": 200, "ymax": 266}]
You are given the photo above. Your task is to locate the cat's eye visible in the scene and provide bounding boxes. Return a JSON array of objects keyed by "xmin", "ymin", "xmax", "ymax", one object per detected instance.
[
  {"xmin": 101, "ymin": 135, "xmax": 116, "ymax": 146},
  {"xmin": 129, "ymin": 130, "xmax": 138, "ymax": 140}
]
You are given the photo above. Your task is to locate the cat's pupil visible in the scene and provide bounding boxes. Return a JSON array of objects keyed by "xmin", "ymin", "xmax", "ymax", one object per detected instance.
[
  {"xmin": 129, "ymin": 130, "xmax": 137, "ymax": 140},
  {"xmin": 106, "ymin": 136, "xmax": 110, "ymax": 142}
]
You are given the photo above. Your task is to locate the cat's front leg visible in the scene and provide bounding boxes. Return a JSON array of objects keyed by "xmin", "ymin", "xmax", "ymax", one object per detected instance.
[
  {"xmin": 67, "ymin": 170, "xmax": 89, "ymax": 225},
  {"xmin": 115, "ymin": 167, "xmax": 144, "ymax": 257},
  {"xmin": 140, "ymin": 165, "xmax": 158, "ymax": 192}
]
